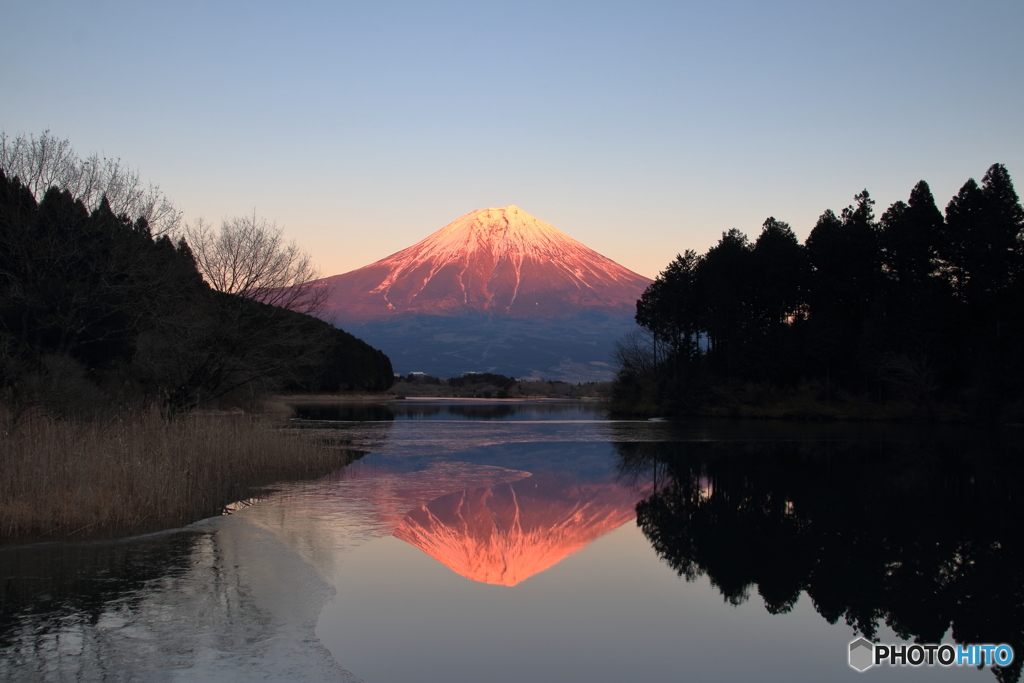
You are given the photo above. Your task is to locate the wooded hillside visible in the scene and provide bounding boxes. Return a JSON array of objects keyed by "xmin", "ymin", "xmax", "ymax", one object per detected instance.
[{"xmin": 0, "ymin": 168, "xmax": 392, "ymax": 419}]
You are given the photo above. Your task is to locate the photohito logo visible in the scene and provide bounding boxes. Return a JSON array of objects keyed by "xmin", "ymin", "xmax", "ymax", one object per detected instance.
[{"xmin": 848, "ymin": 638, "xmax": 1014, "ymax": 672}]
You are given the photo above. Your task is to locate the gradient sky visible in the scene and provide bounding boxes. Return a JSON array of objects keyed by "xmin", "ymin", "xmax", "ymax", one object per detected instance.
[{"xmin": 2, "ymin": 0, "xmax": 1021, "ymax": 279}]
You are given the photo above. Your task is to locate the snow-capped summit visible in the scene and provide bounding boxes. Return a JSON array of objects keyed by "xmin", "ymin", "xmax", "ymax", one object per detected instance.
[{"xmin": 316, "ymin": 206, "xmax": 652, "ymax": 321}]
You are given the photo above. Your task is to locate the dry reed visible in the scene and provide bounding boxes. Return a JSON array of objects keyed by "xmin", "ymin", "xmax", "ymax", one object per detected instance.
[{"xmin": 0, "ymin": 409, "xmax": 355, "ymax": 543}]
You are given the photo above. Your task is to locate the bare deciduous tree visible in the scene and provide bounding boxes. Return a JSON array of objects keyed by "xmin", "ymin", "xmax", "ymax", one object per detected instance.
[
  {"xmin": 612, "ymin": 327, "xmax": 657, "ymax": 374},
  {"xmin": 0, "ymin": 130, "xmax": 181, "ymax": 236},
  {"xmin": 185, "ymin": 212, "xmax": 329, "ymax": 315}
]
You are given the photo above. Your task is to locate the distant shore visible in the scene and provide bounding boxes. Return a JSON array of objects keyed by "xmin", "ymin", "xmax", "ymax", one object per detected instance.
[{"xmin": 274, "ymin": 393, "xmax": 605, "ymax": 402}]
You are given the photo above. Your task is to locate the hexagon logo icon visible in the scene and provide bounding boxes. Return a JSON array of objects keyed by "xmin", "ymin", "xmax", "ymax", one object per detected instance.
[{"xmin": 849, "ymin": 637, "xmax": 874, "ymax": 672}]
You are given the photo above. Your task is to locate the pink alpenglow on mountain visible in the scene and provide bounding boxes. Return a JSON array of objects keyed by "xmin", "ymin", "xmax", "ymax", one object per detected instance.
[
  {"xmin": 393, "ymin": 473, "xmax": 644, "ymax": 586},
  {"xmin": 316, "ymin": 206, "xmax": 652, "ymax": 322}
]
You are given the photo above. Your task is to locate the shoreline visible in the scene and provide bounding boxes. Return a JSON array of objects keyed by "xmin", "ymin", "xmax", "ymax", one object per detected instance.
[
  {"xmin": 275, "ymin": 394, "xmax": 605, "ymax": 403},
  {"xmin": 0, "ymin": 410, "xmax": 359, "ymax": 547}
]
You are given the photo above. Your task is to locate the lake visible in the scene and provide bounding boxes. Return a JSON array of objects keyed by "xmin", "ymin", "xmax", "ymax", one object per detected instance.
[{"xmin": 2, "ymin": 400, "xmax": 1021, "ymax": 682}]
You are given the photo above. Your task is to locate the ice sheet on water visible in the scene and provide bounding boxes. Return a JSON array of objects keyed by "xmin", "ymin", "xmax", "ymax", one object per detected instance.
[
  {"xmin": 234, "ymin": 459, "xmax": 533, "ymax": 581},
  {"xmin": 297, "ymin": 418, "xmax": 670, "ymax": 458},
  {"xmin": 0, "ymin": 516, "xmax": 362, "ymax": 683}
]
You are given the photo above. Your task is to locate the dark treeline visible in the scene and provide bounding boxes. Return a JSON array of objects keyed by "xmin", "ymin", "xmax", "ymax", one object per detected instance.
[
  {"xmin": 613, "ymin": 164, "xmax": 1024, "ymax": 420},
  {"xmin": 447, "ymin": 373, "xmax": 517, "ymax": 391},
  {"xmin": 389, "ymin": 373, "xmax": 609, "ymax": 398},
  {"xmin": 615, "ymin": 436, "xmax": 1024, "ymax": 682},
  {"xmin": 0, "ymin": 169, "xmax": 393, "ymax": 419}
]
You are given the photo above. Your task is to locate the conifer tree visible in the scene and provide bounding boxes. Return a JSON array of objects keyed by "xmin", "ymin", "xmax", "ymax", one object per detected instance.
[
  {"xmin": 698, "ymin": 228, "xmax": 754, "ymax": 359},
  {"xmin": 635, "ymin": 249, "xmax": 702, "ymax": 368},
  {"xmin": 881, "ymin": 181, "xmax": 943, "ymax": 288},
  {"xmin": 752, "ymin": 217, "xmax": 806, "ymax": 329},
  {"xmin": 943, "ymin": 178, "xmax": 987, "ymax": 303}
]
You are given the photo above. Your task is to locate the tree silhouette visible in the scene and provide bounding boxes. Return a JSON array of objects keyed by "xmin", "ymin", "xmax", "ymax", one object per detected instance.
[
  {"xmin": 881, "ymin": 180, "xmax": 944, "ymax": 288},
  {"xmin": 617, "ymin": 437, "xmax": 1024, "ymax": 682},
  {"xmin": 0, "ymin": 168, "xmax": 393, "ymax": 417},
  {"xmin": 699, "ymin": 228, "xmax": 754, "ymax": 360},
  {"xmin": 617, "ymin": 164, "xmax": 1024, "ymax": 418},
  {"xmin": 635, "ymin": 249, "xmax": 702, "ymax": 369},
  {"xmin": 752, "ymin": 217, "xmax": 806, "ymax": 329}
]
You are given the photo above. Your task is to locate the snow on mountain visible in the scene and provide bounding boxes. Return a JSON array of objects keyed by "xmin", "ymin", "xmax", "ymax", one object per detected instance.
[
  {"xmin": 394, "ymin": 473, "xmax": 643, "ymax": 586},
  {"xmin": 316, "ymin": 206, "xmax": 652, "ymax": 322}
]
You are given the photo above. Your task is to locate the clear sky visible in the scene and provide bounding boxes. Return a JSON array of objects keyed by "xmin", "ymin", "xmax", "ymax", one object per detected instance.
[{"xmin": 2, "ymin": 0, "xmax": 1021, "ymax": 279}]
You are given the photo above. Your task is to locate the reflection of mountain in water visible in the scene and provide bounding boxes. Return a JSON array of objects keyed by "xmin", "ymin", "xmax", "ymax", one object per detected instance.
[
  {"xmin": 394, "ymin": 472, "xmax": 642, "ymax": 586},
  {"xmin": 616, "ymin": 436, "xmax": 1024, "ymax": 683}
]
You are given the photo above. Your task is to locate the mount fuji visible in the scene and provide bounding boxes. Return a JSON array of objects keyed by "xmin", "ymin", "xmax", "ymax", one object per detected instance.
[{"xmin": 315, "ymin": 206, "xmax": 651, "ymax": 380}]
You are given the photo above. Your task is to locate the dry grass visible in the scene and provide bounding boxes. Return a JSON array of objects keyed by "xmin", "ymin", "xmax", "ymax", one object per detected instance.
[{"xmin": 0, "ymin": 409, "xmax": 356, "ymax": 543}]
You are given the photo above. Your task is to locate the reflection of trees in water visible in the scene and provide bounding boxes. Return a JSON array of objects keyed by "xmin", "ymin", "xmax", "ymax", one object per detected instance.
[
  {"xmin": 286, "ymin": 404, "xmax": 396, "ymax": 454},
  {"xmin": 290, "ymin": 402, "xmax": 397, "ymax": 421},
  {"xmin": 395, "ymin": 404, "xmax": 523, "ymax": 420},
  {"xmin": 615, "ymin": 437, "xmax": 1024, "ymax": 683},
  {"xmin": 0, "ymin": 531, "xmax": 202, "ymax": 668},
  {"xmin": 0, "ymin": 521, "xmax": 344, "ymax": 680}
]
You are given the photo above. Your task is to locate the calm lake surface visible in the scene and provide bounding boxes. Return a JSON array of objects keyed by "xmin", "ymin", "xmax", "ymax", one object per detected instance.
[{"xmin": 2, "ymin": 400, "xmax": 1022, "ymax": 682}]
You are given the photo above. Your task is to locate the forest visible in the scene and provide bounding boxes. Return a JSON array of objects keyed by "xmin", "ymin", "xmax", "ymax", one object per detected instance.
[
  {"xmin": 0, "ymin": 167, "xmax": 393, "ymax": 421},
  {"xmin": 0, "ymin": 133, "xmax": 393, "ymax": 540},
  {"xmin": 612, "ymin": 163, "xmax": 1024, "ymax": 421}
]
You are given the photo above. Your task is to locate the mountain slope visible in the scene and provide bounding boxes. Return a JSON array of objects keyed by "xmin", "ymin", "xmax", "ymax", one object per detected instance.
[
  {"xmin": 343, "ymin": 313, "xmax": 631, "ymax": 381},
  {"xmin": 318, "ymin": 206, "xmax": 651, "ymax": 322}
]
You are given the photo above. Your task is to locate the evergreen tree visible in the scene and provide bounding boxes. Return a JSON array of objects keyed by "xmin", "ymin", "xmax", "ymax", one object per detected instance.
[
  {"xmin": 635, "ymin": 249, "xmax": 702, "ymax": 368},
  {"xmin": 875, "ymin": 183, "xmax": 955, "ymax": 399},
  {"xmin": 940, "ymin": 165, "xmax": 1024, "ymax": 401},
  {"xmin": 614, "ymin": 165, "xmax": 1023, "ymax": 417},
  {"xmin": 751, "ymin": 217, "xmax": 806, "ymax": 329},
  {"xmin": 698, "ymin": 228, "xmax": 754, "ymax": 361},
  {"xmin": 804, "ymin": 193, "xmax": 881, "ymax": 384},
  {"xmin": 748, "ymin": 217, "xmax": 808, "ymax": 384},
  {"xmin": 881, "ymin": 180, "xmax": 943, "ymax": 289},
  {"xmin": 976, "ymin": 164, "xmax": 1024, "ymax": 312}
]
